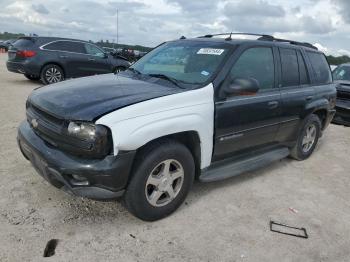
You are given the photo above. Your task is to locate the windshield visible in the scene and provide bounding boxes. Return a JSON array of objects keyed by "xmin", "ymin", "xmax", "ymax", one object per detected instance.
[
  {"xmin": 130, "ymin": 41, "xmax": 230, "ymax": 85},
  {"xmin": 333, "ymin": 65, "xmax": 350, "ymax": 81}
]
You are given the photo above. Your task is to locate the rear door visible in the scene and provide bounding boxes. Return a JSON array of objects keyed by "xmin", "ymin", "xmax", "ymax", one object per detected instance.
[
  {"xmin": 275, "ymin": 48, "xmax": 315, "ymax": 142},
  {"xmin": 83, "ymin": 43, "xmax": 111, "ymax": 75},
  {"xmin": 213, "ymin": 45, "xmax": 282, "ymax": 160},
  {"xmin": 43, "ymin": 40, "xmax": 88, "ymax": 77}
]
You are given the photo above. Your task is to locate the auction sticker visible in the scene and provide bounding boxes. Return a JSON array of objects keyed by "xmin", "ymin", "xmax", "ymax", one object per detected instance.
[{"xmin": 197, "ymin": 48, "xmax": 225, "ymax": 55}]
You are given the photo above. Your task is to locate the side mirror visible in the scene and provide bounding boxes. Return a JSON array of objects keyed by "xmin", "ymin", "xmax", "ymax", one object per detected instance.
[{"xmin": 225, "ymin": 77, "xmax": 260, "ymax": 96}]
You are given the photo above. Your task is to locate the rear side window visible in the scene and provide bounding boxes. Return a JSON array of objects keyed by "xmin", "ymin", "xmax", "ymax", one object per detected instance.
[
  {"xmin": 297, "ymin": 51, "xmax": 309, "ymax": 85},
  {"xmin": 307, "ymin": 52, "xmax": 332, "ymax": 84},
  {"xmin": 230, "ymin": 47, "xmax": 275, "ymax": 90},
  {"xmin": 280, "ymin": 48, "xmax": 299, "ymax": 87},
  {"xmin": 44, "ymin": 41, "xmax": 86, "ymax": 54},
  {"xmin": 13, "ymin": 38, "xmax": 35, "ymax": 48}
]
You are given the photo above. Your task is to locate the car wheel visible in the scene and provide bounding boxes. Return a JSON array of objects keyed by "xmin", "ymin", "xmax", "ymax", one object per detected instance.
[
  {"xmin": 114, "ymin": 66, "xmax": 126, "ymax": 74},
  {"xmin": 24, "ymin": 74, "xmax": 40, "ymax": 81},
  {"xmin": 290, "ymin": 114, "xmax": 321, "ymax": 161},
  {"xmin": 40, "ymin": 64, "xmax": 64, "ymax": 85},
  {"xmin": 124, "ymin": 139, "xmax": 195, "ymax": 221}
]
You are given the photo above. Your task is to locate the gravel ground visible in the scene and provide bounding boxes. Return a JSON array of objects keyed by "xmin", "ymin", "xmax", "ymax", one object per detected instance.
[{"xmin": 0, "ymin": 54, "xmax": 350, "ymax": 262}]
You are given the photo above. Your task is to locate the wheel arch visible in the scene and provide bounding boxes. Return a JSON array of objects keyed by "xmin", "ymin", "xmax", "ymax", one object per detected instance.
[
  {"xmin": 138, "ymin": 131, "xmax": 201, "ymax": 179},
  {"xmin": 312, "ymin": 108, "xmax": 328, "ymax": 130},
  {"xmin": 40, "ymin": 62, "xmax": 66, "ymax": 78}
]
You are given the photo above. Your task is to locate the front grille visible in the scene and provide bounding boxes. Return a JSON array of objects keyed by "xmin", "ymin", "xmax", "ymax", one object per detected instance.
[
  {"xmin": 26, "ymin": 102, "xmax": 92, "ymax": 151},
  {"xmin": 26, "ymin": 103, "xmax": 64, "ymax": 142},
  {"xmin": 337, "ymin": 90, "xmax": 350, "ymax": 101}
]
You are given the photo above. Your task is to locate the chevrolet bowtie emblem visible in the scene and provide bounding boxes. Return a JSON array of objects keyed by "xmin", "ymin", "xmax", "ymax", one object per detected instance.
[{"xmin": 31, "ymin": 118, "xmax": 38, "ymax": 128}]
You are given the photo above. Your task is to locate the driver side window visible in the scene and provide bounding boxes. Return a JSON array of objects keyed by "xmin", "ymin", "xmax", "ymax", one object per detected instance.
[
  {"xmin": 230, "ymin": 47, "xmax": 275, "ymax": 90},
  {"xmin": 84, "ymin": 43, "xmax": 105, "ymax": 57}
]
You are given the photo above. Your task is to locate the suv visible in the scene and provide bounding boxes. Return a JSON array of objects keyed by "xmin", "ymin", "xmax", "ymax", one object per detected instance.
[
  {"xmin": 17, "ymin": 33, "xmax": 336, "ymax": 221},
  {"xmin": 6, "ymin": 37, "xmax": 131, "ymax": 84},
  {"xmin": 332, "ymin": 64, "xmax": 350, "ymax": 126}
]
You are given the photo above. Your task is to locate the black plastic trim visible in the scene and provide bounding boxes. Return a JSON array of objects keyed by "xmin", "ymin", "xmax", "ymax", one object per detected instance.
[{"xmin": 18, "ymin": 121, "xmax": 135, "ymax": 200}]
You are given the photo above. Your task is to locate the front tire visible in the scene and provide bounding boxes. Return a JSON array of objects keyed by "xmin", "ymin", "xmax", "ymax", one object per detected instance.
[
  {"xmin": 124, "ymin": 140, "xmax": 195, "ymax": 221},
  {"xmin": 290, "ymin": 114, "xmax": 321, "ymax": 160},
  {"xmin": 40, "ymin": 64, "xmax": 64, "ymax": 85}
]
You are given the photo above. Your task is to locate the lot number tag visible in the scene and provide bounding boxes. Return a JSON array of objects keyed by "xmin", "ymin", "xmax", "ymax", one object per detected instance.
[{"xmin": 197, "ymin": 48, "xmax": 225, "ymax": 55}]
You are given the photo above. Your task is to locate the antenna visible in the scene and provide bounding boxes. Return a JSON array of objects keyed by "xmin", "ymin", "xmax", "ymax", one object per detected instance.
[{"xmin": 225, "ymin": 32, "xmax": 233, "ymax": 41}]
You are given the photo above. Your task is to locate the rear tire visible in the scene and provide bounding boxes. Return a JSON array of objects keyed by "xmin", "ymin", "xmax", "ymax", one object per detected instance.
[
  {"xmin": 290, "ymin": 114, "xmax": 321, "ymax": 160},
  {"xmin": 124, "ymin": 140, "xmax": 195, "ymax": 221},
  {"xmin": 24, "ymin": 74, "xmax": 40, "ymax": 81},
  {"xmin": 40, "ymin": 64, "xmax": 65, "ymax": 85}
]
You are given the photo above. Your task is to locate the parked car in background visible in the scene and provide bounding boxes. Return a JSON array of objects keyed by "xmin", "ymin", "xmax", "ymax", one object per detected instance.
[
  {"xmin": 0, "ymin": 39, "xmax": 17, "ymax": 51},
  {"xmin": 332, "ymin": 64, "xmax": 350, "ymax": 126},
  {"xmin": 17, "ymin": 33, "xmax": 336, "ymax": 221},
  {"xmin": 6, "ymin": 37, "xmax": 131, "ymax": 84},
  {"xmin": 102, "ymin": 46, "xmax": 117, "ymax": 54}
]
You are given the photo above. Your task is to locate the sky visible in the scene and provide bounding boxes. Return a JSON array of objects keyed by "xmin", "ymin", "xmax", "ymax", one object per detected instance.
[{"xmin": 0, "ymin": 0, "xmax": 350, "ymax": 56}]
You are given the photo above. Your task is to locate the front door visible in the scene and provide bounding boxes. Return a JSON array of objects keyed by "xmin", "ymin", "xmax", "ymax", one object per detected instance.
[
  {"xmin": 83, "ymin": 43, "xmax": 111, "ymax": 75},
  {"xmin": 213, "ymin": 46, "xmax": 282, "ymax": 160}
]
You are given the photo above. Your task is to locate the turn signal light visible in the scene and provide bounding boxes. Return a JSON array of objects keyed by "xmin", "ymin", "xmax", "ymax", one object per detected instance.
[{"xmin": 17, "ymin": 50, "xmax": 36, "ymax": 58}]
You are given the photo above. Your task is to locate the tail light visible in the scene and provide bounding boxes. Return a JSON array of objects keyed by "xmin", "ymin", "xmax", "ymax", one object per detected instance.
[{"xmin": 16, "ymin": 50, "xmax": 36, "ymax": 58}]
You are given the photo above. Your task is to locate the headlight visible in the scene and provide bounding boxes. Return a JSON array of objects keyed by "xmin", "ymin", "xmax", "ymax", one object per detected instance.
[
  {"xmin": 68, "ymin": 122, "xmax": 96, "ymax": 140},
  {"xmin": 66, "ymin": 121, "xmax": 112, "ymax": 158}
]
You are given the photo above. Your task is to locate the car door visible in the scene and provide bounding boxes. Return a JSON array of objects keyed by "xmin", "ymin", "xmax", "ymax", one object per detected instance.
[
  {"xmin": 44, "ymin": 40, "xmax": 89, "ymax": 78},
  {"xmin": 213, "ymin": 45, "xmax": 282, "ymax": 160},
  {"xmin": 275, "ymin": 48, "xmax": 315, "ymax": 142},
  {"xmin": 83, "ymin": 43, "xmax": 111, "ymax": 75}
]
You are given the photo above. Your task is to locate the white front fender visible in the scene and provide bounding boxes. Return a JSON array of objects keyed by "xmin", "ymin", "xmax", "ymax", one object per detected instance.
[{"xmin": 96, "ymin": 84, "xmax": 214, "ymax": 169}]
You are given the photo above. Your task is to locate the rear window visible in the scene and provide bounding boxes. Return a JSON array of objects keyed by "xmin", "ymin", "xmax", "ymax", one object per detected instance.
[
  {"xmin": 13, "ymin": 38, "xmax": 35, "ymax": 48},
  {"xmin": 44, "ymin": 41, "xmax": 86, "ymax": 54},
  {"xmin": 307, "ymin": 52, "xmax": 332, "ymax": 84}
]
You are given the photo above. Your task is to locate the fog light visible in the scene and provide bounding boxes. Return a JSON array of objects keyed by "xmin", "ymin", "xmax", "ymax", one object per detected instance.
[{"xmin": 70, "ymin": 174, "xmax": 89, "ymax": 186}]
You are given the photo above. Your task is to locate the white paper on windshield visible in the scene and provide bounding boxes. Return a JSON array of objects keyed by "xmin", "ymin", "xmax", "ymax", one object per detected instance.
[{"xmin": 197, "ymin": 48, "xmax": 225, "ymax": 55}]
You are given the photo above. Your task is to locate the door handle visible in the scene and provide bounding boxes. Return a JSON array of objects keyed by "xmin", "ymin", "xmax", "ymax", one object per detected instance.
[
  {"xmin": 306, "ymin": 96, "xmax": 313, "ymax": 101},
  {"xmin": 59, "ymin": 55, "xmax": 68, "ymax": 58},
  {"xmin": 268, "ymin": 101, "xmax": 279, "ymax": 109},
  {"xmin": 88, "ymin": 58, "xmax": 95, "ymax": 61}
]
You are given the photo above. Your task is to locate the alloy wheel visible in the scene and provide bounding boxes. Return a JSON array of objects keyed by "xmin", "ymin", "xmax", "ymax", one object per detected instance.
[
  {"xmin": 145, "ymin": 159, "xmax": 184, "ymax": 207},
  {"xmin": 45, "ymin": 67, "xmax": 62, "ymax": 83},
  {"xmin": 302, "ymin": 123, "xmax": 317, "ymax": 153}
]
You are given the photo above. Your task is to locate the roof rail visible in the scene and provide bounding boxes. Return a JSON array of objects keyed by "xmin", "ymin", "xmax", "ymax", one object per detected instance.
[
  {"xmin": 198, "ymin": 32, "xmax": 272, "ymax": 40},
  {"xmin": 197, "ymin": 33, "xmax": 318, "ymax": 50},
  {"xmin": 258, "ymin": 35, "xmax": 318, "ymax": 50}
]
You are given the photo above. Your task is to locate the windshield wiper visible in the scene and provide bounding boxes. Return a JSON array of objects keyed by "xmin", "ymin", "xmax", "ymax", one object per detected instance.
[{"xmin": 147, "ymin": 73, "xmax": 185, "ymax": 88}]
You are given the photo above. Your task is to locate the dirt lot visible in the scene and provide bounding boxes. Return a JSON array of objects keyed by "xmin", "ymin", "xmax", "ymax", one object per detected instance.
[{"xmin": 0, "ymin": 53, "xmax": 349, "ymax": 262}]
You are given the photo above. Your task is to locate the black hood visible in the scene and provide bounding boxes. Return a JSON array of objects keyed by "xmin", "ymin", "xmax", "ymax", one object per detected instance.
[
  {"xmin": 334, "ymin": 80, "xmax": 350, "ymax": 90},
  {"xmin": 334, "ymin": 80, "xmax": 350, "ymax": 92},
  {"xmin": 29, "ymin": 74, "xmax": 182, "ymax": 121}
]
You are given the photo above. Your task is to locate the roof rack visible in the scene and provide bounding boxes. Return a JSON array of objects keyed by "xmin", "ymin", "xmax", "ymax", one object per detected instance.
[{"xmin": 197, "ymin": 33, "xmax": 318, "ymax": 50}]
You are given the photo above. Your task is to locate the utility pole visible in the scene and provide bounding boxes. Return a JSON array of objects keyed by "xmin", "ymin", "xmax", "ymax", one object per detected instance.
[{"xmin": 116, "ymin": 9, "xmax": 119, "ymax": 46}]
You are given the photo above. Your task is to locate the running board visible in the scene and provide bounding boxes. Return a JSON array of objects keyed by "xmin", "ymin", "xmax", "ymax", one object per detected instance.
[{"xmin": 199, "ymin": 147, "xmax": 290, "ymax": 182}]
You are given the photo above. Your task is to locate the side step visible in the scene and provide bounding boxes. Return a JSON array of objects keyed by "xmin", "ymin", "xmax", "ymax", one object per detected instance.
[{"xmin": 199, "ymin": 147, "xmax": 290, "ymax": 182}]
